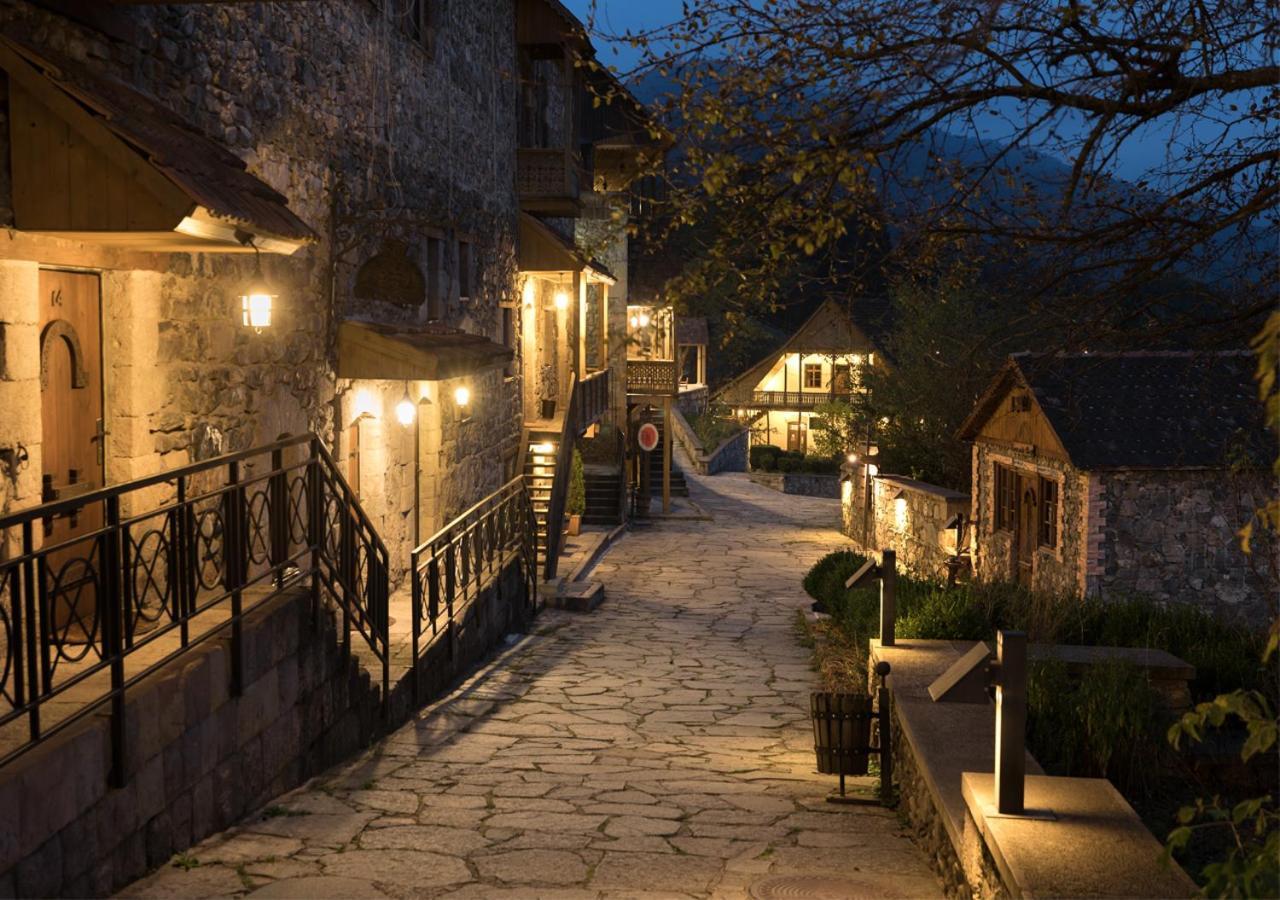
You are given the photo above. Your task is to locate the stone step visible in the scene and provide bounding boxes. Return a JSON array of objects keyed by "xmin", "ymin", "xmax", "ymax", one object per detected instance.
[{"xmin": 545, "ymin": 580, "xmax": 604, "ymax": 613}]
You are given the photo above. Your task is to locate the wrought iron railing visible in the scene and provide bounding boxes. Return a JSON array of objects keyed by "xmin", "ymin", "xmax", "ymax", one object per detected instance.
[
  {"xmin": 626, "ymin": 359, "xmax": 678, "ymax": 395},
  {"xmin": 409, "ymin": 477, "xmax": 537, "ymax": 702},
  {"xmin": 751, "ymin": 389, "xmax": 852, "ymax": 408},
  {"xmin": 0, "ymin": 435, "xmax": 388, "ymax": 785},
  {"xmin": 542, "ymin": 373, "xmax": 580, "ymax": 579},
  {"xmin": 575, "ymin": 368, "xmax": 610, "ymax": 432}
]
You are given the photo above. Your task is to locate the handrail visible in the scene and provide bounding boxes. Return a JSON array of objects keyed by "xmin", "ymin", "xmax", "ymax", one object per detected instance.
[
  {"xmin": 409, "ymin": 477, "xmax": 537, "ymax": 703},
  {"xmin": 0, "ymin": 433, "xmax": 389, "ymax": 786},
  {"xmin": 543, "ymin": 372, "xmax": 579, "ymax": 580}
]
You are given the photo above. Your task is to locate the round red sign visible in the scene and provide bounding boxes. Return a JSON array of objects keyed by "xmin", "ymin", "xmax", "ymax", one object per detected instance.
[{"xmin": 637, "ymin": 422, "xmax": 660, "ymax": 453}]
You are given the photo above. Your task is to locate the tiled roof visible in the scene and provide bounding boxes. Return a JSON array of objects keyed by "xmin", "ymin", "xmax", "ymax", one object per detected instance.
[{"xmin": 961, "ymin": 352, "xmax": 1270, "ymax": 470}]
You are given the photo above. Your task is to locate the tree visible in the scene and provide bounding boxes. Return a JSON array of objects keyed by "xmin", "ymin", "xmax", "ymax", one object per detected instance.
[{"xmin": 591, "ymin": 0, "xmax": 1275, "ymax": 343}]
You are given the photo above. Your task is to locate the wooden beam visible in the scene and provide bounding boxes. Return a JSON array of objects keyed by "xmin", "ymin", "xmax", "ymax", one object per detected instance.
[{"xmin": 662, "ymin": 396, "xmax": 671, "ymax": 514}]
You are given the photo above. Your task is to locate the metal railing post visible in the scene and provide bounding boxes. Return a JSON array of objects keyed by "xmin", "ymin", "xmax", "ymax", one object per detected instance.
[
  {"xmin": 875, "ymin": 660, "xmax": 893, "ymax": 804},
  {"xmin": 103, "ymin": 496, "xmax": 127, "ymax": 787},
  {"xmin": 994, "ymin": 629, "xmax": 1027, "ymax": 815},
  {"xmin": 306, "ymin": 439, "xmax": 323, "ymax": 626},
  {"xmin": 411, "ymin": 557, "xmax": 422, "ymax": 705},
  {"xmin": 879, "ymin": 549, "xmax": 896, "ymax": 647},
  {"xmin": 226, "ymin": 461, "xmax": 245, "ymax": 697},
  {"xmin": 269, "ymin": 447, "xmax": 288, "ymax": 587},
  {"xmin": 20, "ymin": 521, "xmax": 39, "ymax": 743}
]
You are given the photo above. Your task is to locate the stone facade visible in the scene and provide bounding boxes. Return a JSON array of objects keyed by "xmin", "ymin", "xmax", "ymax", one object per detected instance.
[
  {"xmin": 0, "ymin": 0, "xmax": 522, "ymax": 588},
  {"xmin": 972, "ymin": 441, "xmax": 1277, "ymax": 620},
  {"xmin": 747, "ymin": 471, "xmax": 841, "ymax": 498}
]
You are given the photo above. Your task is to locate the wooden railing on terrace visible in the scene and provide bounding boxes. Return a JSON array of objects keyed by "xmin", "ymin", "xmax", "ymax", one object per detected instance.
[
  {"xmin": 751, "ymin": 389, "xmax": 854, "ymax": 409},
  {"xmin": 626, "ymin": 359, "xmax": 678, "ymax": 396}
]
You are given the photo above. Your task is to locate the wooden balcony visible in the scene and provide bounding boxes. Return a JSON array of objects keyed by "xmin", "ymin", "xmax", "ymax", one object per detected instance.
[
  {"xmin": 626, "ymin": 359, "xmax": 679, "ymax": 396},
  {"xmin": 517, "ymin": 147, "xmax": 583, "ymax": 215},
  {"xmin": 751, "ymin": 390, "xmax": 852, "ymax": 409}
]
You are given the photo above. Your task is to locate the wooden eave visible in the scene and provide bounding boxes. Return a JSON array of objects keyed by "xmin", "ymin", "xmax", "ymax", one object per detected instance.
[
  {"xmin": 0, "ymin": 37, "xmax": 314, "ymax": 255},
  {"xmin": 517, "ymin": 212, "xmax": 583, "ymax": 275},
  {"xmin": 956, "ymin": 361, "xmax": 1073, "ymax": 464},
  {"xmin": 337, "ymin": 321, "xmax": 513, "ymax": 383}
]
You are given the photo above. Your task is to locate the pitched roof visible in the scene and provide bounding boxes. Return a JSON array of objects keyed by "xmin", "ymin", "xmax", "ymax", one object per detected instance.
[
  {"xmin": 716, "ymin": 298, "xmax": 886, "ymax": 405},
  {"xmin": 1, "ymin": 35, "xmax": 314, "ymax": 248},
  {"xmin": 958, "ymin": 351, "xmax": 1269, "ymax": 470}
]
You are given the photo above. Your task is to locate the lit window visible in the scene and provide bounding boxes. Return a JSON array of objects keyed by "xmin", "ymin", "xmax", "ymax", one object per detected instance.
[{"xmin": 803, "ymin": 364, "xmax": 823, "ymax": 388}]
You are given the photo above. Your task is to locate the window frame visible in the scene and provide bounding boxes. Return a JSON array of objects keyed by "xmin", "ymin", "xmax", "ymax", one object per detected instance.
[
  {"xmin": 803, "ymin": 363, "xmax": 823, "ymax": 389},
  {"xmin": 1038, "ymin": 475, "xmax": 1059, "ymax": 549},
  {"xmin": 994, "ymin": 463, "xmax": 1018, "ymax": 532}
]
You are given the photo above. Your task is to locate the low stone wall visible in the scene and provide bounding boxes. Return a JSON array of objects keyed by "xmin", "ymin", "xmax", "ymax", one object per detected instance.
[
  {"xmin": 0, "ymin": 557, "xmax": 532, "ymax": 898},
  {"xmin": 676, "ymin": 385, "xmax": 709, "ymax": 418},
  {"xmin": 842, "ymin": 469, "xmax": 969, "ymax": 578},
  {"xmin": 749, "ymin": 471, "xmax": 840, "ymax": 498},
  {"xmin": 668, "ymin": 406, "xmax": 747, "ymax": 475}
]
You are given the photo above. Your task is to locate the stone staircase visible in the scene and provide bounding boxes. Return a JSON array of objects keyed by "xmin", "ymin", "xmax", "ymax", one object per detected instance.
[
  {"xmin": 640, "ymin": 415, "xmax": 689, "ymax": 497},
  {"xmin": 522, "ymin": 429, "xmax": 561, "ymax": 564},
  {"xmin": 583, "ymin": 467, "xmax": 623, "ymax": 525}
]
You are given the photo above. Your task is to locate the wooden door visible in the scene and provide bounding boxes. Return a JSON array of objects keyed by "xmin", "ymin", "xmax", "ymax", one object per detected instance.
[
  {"xmin": 787, "ymin": 421, "xmax": 807, "ymax": 453},
  {"xmin": 1015, "ymin": 477, "xmax": 1037, "ymax": 588},
  {"xmin": 39, "ymin": 270, "xmax": 104, "ymax": 640}
]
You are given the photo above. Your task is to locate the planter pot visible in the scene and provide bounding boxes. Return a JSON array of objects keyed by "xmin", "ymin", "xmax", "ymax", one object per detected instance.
[
  {"xmin": 541, "ymin": 399, "xmax": 557, "ymax": 419},
  {"xmin": 566, "ymin": 514, "xmax": 581, "ymax": 536},
  {"xmin": 810, "ymin": 692, "xmax": 871, "ymax": 776}
]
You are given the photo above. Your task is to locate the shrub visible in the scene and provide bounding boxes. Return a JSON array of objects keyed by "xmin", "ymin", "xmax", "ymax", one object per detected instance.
[
  {"xmin": 566, "ymin": 448, "xmax": 585, "ymax": 516},
  {"xmin": 897, "ymin": 584, "xmax": 993, "ymax": 641},
  {"xmin": 776, "ymin": 455, "xmax": 802, "ymax": 473},
  {"xmin": 800, "ymin": 455, "xmax": 840, "ymax": 474},
  {"xmin": 690, "ymin": 403, "xmax": 742, "ymax": 449},
  {"xmin": 750, "ymin": 444, "xmax": 782, "ymax": 470}
]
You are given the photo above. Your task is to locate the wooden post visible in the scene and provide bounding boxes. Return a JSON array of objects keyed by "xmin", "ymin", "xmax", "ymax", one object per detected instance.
[
  {"xmin": 662, "ymin": 395, "xmax": 672, "ymax": 514},
  {"xmin": 995, "ymin": 629, "xmax": 1027, "ymax": 814},
  {"xmin": 572, "ymin": 269, "xmax": 584, "ymax": 381},
  {"xmin": 879, "ymin": 549, "xmax": 896, "ymax": 647}
]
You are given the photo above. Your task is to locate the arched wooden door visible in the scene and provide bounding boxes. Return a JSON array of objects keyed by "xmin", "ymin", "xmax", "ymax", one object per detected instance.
[{"xmin": 39, "ymin": 270, "xmax": 104, "ymax": 640}]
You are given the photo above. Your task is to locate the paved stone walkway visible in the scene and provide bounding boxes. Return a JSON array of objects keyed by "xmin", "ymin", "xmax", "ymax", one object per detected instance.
[{"xmin": 119, "ymin": 472, "xmax": 942, "ymax": 899}]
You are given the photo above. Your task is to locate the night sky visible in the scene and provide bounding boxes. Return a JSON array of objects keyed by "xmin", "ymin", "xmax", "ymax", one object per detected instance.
[{"xmin": 562, "ymin": 1, "xmax": 1263, "ymax": 184}]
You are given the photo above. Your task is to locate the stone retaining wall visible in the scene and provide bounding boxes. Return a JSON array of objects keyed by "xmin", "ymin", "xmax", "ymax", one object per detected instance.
[
  {"xmin": 0, "ymin": 555, "xmax": 533, "ymax": 898},
  {"xmin": 748, "ymin": 471, "xmax": 840, "ymax": 498}
]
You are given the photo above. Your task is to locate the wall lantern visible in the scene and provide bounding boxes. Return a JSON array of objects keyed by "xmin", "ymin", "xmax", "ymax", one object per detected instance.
[
  {"xmin": 639, "ymin": 311, "xmax": 651, "ymax": 328},
  {"xmin": 454, "ymin": 385, "xmax": 471, "ymax": 407},
  {"xmin": 395, "ymin": 383, "xmax": 417, "ymax": 426},
  {"xmin": 629, "ymin": 314, "xmax": 638, "ymax": 328},
  {"xmin": 846, "ymin": 452, "xmax": 859, "ymax": 464},
  {"xmin": 239, "ymin": 245, "xmax": 276, "ymax": 333},
  {"xmin": 553, "ymin": 290, "xmax": 570, "ymax": 310}
]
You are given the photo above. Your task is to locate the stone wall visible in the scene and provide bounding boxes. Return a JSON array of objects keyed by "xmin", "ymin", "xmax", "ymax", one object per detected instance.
[
  {"xmin": 703, "ymin": 429, "xmax": 748, "ymax": 475},
  {"xmin": 748, "ymin": 471, "xmax": 840, "ymax": 498},
  {"xmin": 1092, "ymin": 469, "xmax": 1277, "ymax": 623},
  {"xmin": 972, "ymin": 442, "xmax": 1277, "ymax": 621},
  {"xmin": 0, "ymin": 588, "xmax": 383, "ymax": 899},
  {"xmin": 842, "ymin": 472, "xmax": 969, "ymax": 579},
  {"xmin": 0, "ymin": 0, "xmax": 521, "ymax": 576}
]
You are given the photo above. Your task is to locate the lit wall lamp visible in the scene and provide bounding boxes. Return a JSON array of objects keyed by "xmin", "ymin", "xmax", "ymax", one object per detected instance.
[
  {"xmin": 396, "ymin": 382, "xmax": 417, "ymax": 426},
  {"xmin": 553, "ymin": 290, "xmax": 569, "ymax": 310},
  {"xmin": 239, "ymin": 248, "xmax": 276, "ymax": 333},
  {"xmin": 629, "ymin": 314, "xmax": 638, "ymax": 328},
  {"xmin": 638, "ymin": 311, "xmax": 651, "ymax": 328},
  {"xmin": 454, "ymin": 385, "xmax": 471, "ymax": 407}
]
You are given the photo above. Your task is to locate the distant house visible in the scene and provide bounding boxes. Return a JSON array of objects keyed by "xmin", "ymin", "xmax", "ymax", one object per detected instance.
[
  {"xmin": 718, "ymin": 299, "xmax": 887, "ymax": 453},
  {"xmin": 957, "ymin": 352, "xmax": 1276, "ymax": 621}
]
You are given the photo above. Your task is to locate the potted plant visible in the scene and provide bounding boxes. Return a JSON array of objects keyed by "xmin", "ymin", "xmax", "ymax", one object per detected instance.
[
  {"xmin": 566, "ymin": 447, "xmax": 586, "ymax": 535},
  {"xmin": 538, "ymin": 363, "xmax": 557, "ymax": 420}
]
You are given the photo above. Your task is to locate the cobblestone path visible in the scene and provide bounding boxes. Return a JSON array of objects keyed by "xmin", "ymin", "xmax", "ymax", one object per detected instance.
[{"xmin": 120, "ymin": 472, "xmax": 942, "ymax": 899}]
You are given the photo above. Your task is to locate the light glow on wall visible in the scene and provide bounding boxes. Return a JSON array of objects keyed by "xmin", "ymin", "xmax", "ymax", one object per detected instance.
[
  {"xmin": 352, "ymin": 388, "xmax": 380, "ymax": 421},
  {"xmin": 894, "ymin": 496, "xmax": 908, "ymax": 529},
  {"xmin": 522, "ymin": 279, "xmax": 536, "ymax": 307}
]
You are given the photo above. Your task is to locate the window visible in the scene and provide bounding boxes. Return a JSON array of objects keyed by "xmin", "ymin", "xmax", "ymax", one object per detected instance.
[
  {"xmin": 425, "ymin": 236, "xmax": 443, "ymax": 320},
  {"xmin": 833, "ymin": 364, "xmax": 852, "ymax": 393},
  {"xmin": 803, "ymin": 363, "xmax": 823, "ymax": 389},
  {"xmin": 458, "ymin": 240, "xmax": 474, "ymax": 301},
  {"xmin": 994, "ymin": 463, "xmax": 1017, "ymax": 531},
  {"xmin": 1039, "ymin": 476, "xmax": 1059, "ymax": 548}
]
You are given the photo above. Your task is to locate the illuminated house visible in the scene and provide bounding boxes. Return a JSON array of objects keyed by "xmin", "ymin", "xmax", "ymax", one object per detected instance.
[{"xmin": 717, "ymin": 299, "xmax": 886, "ymax": 453}]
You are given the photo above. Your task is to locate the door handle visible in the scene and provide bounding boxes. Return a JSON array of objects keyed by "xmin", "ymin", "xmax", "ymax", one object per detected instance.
[{"xmin": 90, "ymin": 418, "xmax": 109, "ymax": 466}]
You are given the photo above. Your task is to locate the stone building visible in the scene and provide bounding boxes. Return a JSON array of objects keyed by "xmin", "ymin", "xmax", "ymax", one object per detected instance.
[
  {"xmin": 0, "ymin": 0, "xmax": 531, "ymax": 586},
  {"xmin": 957, "ymin": 352, "xmax": 1276, "ymax": 622}
]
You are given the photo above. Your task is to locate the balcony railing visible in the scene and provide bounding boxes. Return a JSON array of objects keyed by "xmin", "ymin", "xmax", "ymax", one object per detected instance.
[
  {"xmin": 751, "ymin": 390, "xmax": 852, "ymax": 409},
  {"xmin": 626, "ymin": 359, "xmax": 678, "ymax": 395},
  {"xmin": 517, "ymin": 147, "xmax": 582, "ymax": 213},
  {"xmin": 410, "ymin": 477, "xmax": 537, "ymax": 702},
  {"xmin": 575, "ymin": 369, "xmax": 610, "ymax": 432},
  {"xmin": 0, "ymin": 435, "xmax": 389, "ymax": 785}
]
